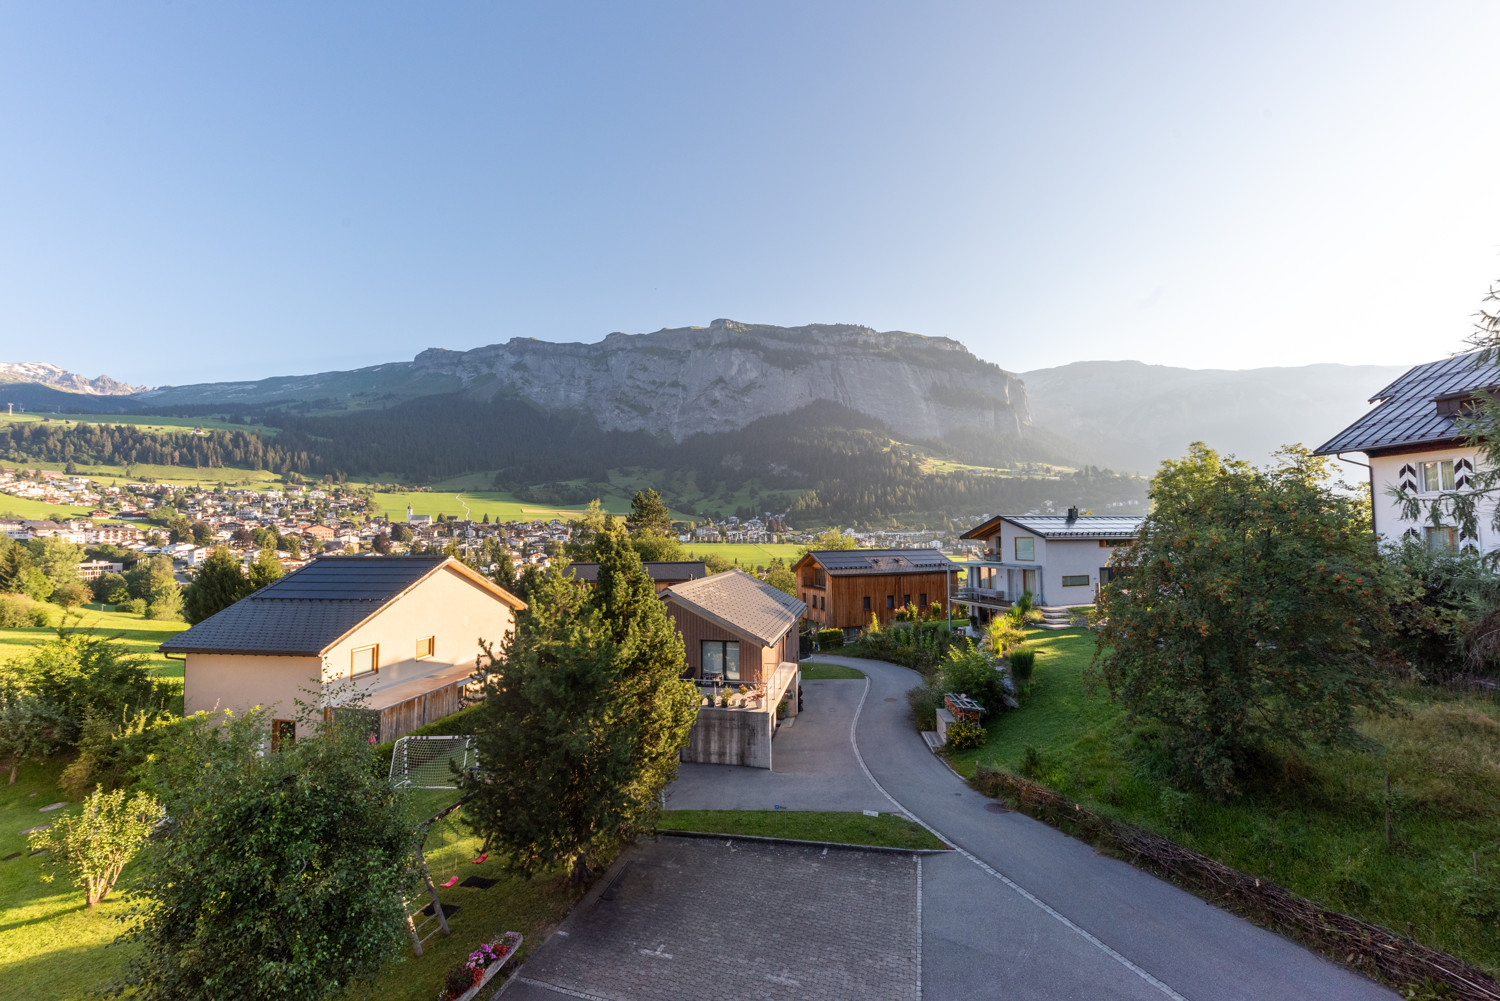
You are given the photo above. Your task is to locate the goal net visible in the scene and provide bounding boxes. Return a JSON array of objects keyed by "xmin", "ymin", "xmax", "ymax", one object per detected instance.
[{"xmin": 389, "ymin": 735, "xmax": 477, "ymax": 790}]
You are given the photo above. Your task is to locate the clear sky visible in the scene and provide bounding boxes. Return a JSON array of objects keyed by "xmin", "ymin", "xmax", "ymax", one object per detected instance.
[{"xmin": 2, "ymin": 2, "xmax": 1497, "ymax": 386}]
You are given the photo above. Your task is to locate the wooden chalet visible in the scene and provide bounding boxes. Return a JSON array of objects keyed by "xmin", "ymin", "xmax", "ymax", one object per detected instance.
[{"xmin": 792, "ymin": 548, "xmax": 957, "ymax": 638}]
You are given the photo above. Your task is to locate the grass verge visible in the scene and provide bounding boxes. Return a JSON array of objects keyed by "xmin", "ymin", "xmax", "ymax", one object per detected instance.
[
  {"xmin": 659, "ymin": 810, "xmax": 948, "ymax": 850},
  {"xmin": 798, "ymin": 661, "xmax": 865, "ymax": 680},
  {"xmin": 943, "ymin": 626, "xmax": 1500, "ymax": 978}
]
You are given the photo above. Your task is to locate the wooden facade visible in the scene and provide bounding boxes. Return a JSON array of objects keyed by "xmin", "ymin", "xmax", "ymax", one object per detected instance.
[
  {"xmin": 794, "ymin": 558, "xmax": 952, "ymax": 632},
  {"xmin": 667, "ymin": 604, "xmax": 797, "ymax": 685}
]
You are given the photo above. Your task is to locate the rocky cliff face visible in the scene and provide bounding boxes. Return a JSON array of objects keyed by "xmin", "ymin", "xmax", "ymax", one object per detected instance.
[
  {"xmin": 0, "ymin": 362, "xmax": 146, "ymax": 395},
  {"xmin": 410, "ymin": 319, "xmax": 1029, "ymax": 442}
]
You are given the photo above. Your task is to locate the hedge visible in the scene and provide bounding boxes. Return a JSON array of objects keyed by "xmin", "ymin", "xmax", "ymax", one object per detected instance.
[{"xmin": 371, "ymin": 702, "xmax": 484, "ymax": 777}]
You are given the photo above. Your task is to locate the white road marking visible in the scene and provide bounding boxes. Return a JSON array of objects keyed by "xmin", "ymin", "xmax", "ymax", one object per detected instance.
[
  {"xmin": 639, "ymin": 944, "xmax": 674, "ymax": 959},
  {"xmin": 845, "ymin": 671, "xmax": 1189, "ymax": 1001}
]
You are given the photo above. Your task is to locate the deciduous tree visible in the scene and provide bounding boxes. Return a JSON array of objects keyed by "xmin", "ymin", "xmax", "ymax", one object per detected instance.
[
  {"xmin": 183, "ymin": 546, "xmax": 252, "ymax": 624},
  {"xmin": 1093, "ymin": 443, "xmax": 1396, "ymax": 797},
  {"xmin": 29, "ymin": 785, "xmax": 159, "ymax": 905}
]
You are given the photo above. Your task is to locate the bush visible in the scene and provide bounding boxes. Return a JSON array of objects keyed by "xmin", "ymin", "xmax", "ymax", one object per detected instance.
[
  {"xmin": 0, "ymin": 592, "xmax": 44, "ymax": 628},
  {"xmin": 906, "ymin": 683, "xmax": 943, "ymax": 731},
  {"xmin": 121, "ymin": 597, "xmax": 147, "ymax": 615},
  {"xmin": 940, "ymin": 640, "xmax": 1007, "ymax": 712},
  {"xmin": 945, "ymin": 717, "xmax": 986, "ymax": 751},
  {"xmin": 28, "ymin": 785, "xmax": 160, "ymax": 906},
  {"xmin": 816, "ymin": 628, "xmax": 844, "ymax": 649},
  {"xmin": 51, "ymin": 580, "xmax": 90, "ymax": 608},
  {"xmin": 1008, "ymin": 646, "xmax": 1036, "ymax": 683}
]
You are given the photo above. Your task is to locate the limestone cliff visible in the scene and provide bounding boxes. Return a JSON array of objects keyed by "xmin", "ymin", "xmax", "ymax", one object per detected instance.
[{"xmin": 410, "ymin": 319, "xmax": 1028, "ymax": 442}]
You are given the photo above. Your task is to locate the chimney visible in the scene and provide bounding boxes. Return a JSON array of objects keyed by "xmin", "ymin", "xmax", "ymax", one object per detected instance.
[{"xmin": 1066, "ymin": 506, "xmax": 1078, "ymax": 522}]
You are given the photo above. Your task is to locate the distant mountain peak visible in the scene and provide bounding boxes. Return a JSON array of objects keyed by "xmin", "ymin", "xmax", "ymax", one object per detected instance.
[{"xmin": 0, "ymin": 362, "xmax": 148, "ymax": 395}]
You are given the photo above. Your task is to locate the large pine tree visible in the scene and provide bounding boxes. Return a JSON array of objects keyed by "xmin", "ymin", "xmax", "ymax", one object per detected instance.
[{"xmin": 461, "ymin": 527, "xmax": 699, "ymax": 881}]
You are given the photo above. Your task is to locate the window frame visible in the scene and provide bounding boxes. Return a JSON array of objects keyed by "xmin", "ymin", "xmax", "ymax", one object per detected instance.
[
  {"xmin": 1421, "ymin": 460, "xmax": 1456, "ymax": 494},
  {"xmin": 351, "ymin": 643, "xmax": 379, "ymax": 678},
  {"xmin": 1014, "ymin": 536, "xmax": 1036, "ymax": 561},
  {"xmin": 863, "ymin": 596, "xmax": 871, "ymax": 612},
  {"xmin": 701, "ymin": 639, "xmax": 741, "ymax": 682},
  {"xmin": 415, "ymin": 635, "xmax": 435, "ymax": 660},
  {"xmin": 886, "ymin": 595, "xmax": 895, "ymax": 610},
  {"xmin": 1061, "ymin": 574, "xmax": 1091, "ymax": 587},
  {"xmin": 271, "ymin": 719, "xmax": 295, "ymax": 751},
  {"xmin": 1424, "ymin": 525, "xmax": 1458, "ymax": 554}
]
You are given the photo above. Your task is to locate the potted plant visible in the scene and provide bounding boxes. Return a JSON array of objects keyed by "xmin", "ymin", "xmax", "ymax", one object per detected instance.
[
  {"xmin": 776, "ymin": 699, "xmax": 788, "ymax": 719},
  {"xmin": 439, "ymin": 931, "xmax": 523, "ymax": 1001}
]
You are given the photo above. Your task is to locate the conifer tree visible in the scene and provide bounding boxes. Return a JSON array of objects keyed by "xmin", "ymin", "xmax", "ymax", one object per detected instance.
[
  {"xmin": 461, "ymin": 527, "xmax": 698, "ymax": 881},
  {"xmin": 182, "ymin": 547, "xmax": 252, "ymax": 624}
]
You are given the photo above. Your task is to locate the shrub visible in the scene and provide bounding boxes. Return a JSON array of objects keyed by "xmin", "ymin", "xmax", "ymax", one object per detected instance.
[
  {"xmin": 0, "ymin": 592, "xmax": 42, "ymax": 628},
  {"xmin": 1008, "ymin": 646, "xmax": 1036, "ymax": 683},
  {"xmin": 906, "ymin": 683, "xmax": 943, "ymax": 731},
  {"xmin": 50, "ymin": 580, "xmax": 90, "ymax": 608},
  {"xmin": 28, "ymin": 785, "xmax": 161, "ymax": 906},
  {"xmin": 121, "ymin": 597, "xmax": 147, "ymax": 615},
  {"xmin": 816, "ymin": 628, "xmax": 844, "ymax": 649},
  {"xmin": 940, "ymin": 640, "xmax": 1007, "ymax": 712},
  {"xmin": 945, "ymin": 717, "xmax": 985, "ymax": 751}
]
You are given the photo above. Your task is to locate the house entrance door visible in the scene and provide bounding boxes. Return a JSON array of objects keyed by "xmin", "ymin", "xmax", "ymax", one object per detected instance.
[{"xmin": 1021, "ymin": 569, "xmax": 1036, "ymax": 599}]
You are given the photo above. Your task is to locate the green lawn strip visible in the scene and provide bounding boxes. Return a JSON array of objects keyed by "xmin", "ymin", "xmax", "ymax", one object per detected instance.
[
  {"xmin": 659, "ymin": 810, "xmax": 948, "ymax": 850},
  {"xmin": 943, "ymin": 626, "xmax": 1500, "ymax": 977},
  {"xmin": 0, "ymin": 608, "xmax": 188, "ymax": 681},
  {"xmin": 798, "ymin": 661, "xmax": 865, "ymax": 680},
  {"xmin": 682, "ymin": 542, "xmax": 804, "ymax": 567},
  {"xmin": 0, "ymin": 495, "xmax": 95, "ymax": 519}
]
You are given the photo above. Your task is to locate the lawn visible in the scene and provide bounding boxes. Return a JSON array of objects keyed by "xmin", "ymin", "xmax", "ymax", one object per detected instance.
[
  {"xmin": 0, "ymin": 760, "xmax": 584, "ymax": 1001},
  {"xmin": 658, "ymin": 810, "xmax": 948, "ymax": 850},
  {"xmin": 944, "ymin": 627, "xmax": 1500, "ymax": 977},
  {"xmin": 371, "ymin": 489, "xmax": 632, "ymax": 525},
  {"xmin": 7, "ymin": 459, "xmax": 286, "ymax": 490},
  {"xmin": 0, "ymin": 607, "xmax": 188, "ymax": 682},
  {"xmin": 0, "ymin": 495, "xmax": 94, "ymax": 519},
  {"xmin": 798, "ymin": 661, "xmax": 865, "ymax": 680},
  {"xmin": 682, "ymin": 542, "xmax": 803, "ymax": 567}
]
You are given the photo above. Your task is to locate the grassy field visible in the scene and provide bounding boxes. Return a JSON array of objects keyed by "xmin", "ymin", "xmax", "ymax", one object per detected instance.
[
  {"xmin": 0, "ymin": 412, "xmax": 276, "ymax": 435},
  {"xmin": 799, "ymin": 662, "xmax": 865, "ymax": 680},
  {"xmin": 0, "ymin": 607, "xmax": 188, "ymax": 681},
  {"xmin": 371, "ymin": 489, "xmax": 633, "ymax": 524},
  {"xmin": 683, "ymin": 542, "xmax": 803, "ymax": 567},
  {"xmin": 658, "ymin": 810, "xmax": 948, "ymax": 850},
  {"xmin": 7, "ymin": 458, "xmax": 286, "ymax": 490},
  {"xmin": 0, "ymin": 495, "xmax": 95, "ymax": 519},
  {"xmin": 944, "ymin": 627, "xmax": 1500, "ymax": 977}
]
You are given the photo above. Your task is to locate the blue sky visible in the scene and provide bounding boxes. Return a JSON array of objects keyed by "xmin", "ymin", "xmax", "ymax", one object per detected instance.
[{"xmin": 2, "ymin": 2, "xmax": 1498, "ymax": 386}]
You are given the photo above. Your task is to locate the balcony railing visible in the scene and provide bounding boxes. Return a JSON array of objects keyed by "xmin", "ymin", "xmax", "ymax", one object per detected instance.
[{"xmin": 955, "ymin": 586, "xmax": 1009, "ymax": 607}]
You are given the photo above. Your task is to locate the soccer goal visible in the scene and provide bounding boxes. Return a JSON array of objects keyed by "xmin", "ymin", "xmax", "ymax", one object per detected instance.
[{"xmin": 389, "ymin": 735, "xmax": 477, "ymax": 790}]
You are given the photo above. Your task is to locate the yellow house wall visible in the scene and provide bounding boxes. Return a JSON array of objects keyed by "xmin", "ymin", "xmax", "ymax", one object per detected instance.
[
  {"xmin": 182, "ymin": 653, "xmax": 323, "ymax": 734},
  {"xmin": 325, "ymin": 565, "xmax": 516, "ymax": 703}
]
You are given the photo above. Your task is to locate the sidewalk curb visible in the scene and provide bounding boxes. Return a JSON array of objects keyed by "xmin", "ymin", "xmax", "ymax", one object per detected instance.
[{"xmin": 657, "ymin": 828, "xmax": 953, "ymax": 854}]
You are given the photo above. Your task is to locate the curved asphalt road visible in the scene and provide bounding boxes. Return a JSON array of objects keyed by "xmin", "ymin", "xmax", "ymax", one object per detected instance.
[{"xmin": 814, "ymin": 653, "xmax": 1396, "ymax": 1001}]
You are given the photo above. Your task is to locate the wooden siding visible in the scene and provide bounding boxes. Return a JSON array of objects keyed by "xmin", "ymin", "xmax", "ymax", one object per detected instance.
[
  {"xmin": 667, "ymin": 604, "xmax": 798, "ymax": 685},
  {"xmin": 378, "ymin": 679, "xmax": 465, "ymax": 743},
  {"xmin": 799, "ymin": 570, "xmax": 952, "ymax": 630}
]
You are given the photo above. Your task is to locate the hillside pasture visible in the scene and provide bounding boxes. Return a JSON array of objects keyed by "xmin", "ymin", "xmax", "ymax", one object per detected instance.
[
  {"xmin": 0, "ymin": 412, "xmax": 276, "ymax": 435},
  {"xmin": 683, "ymin": 542, "xmax": 803, "ymax": 567},
  {"xmin": 0, "ymin": 607, "xmax": 188, "ymax": 681}
]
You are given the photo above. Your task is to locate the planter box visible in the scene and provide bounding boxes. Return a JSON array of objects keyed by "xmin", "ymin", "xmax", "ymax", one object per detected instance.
[{"xmin": 450, "ymin": 932, "xmax": 523, "ymax": 1001}]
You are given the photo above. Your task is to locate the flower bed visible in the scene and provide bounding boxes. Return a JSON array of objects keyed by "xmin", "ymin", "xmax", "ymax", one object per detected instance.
[{"xmin": 438, "ymin": 931, "xmax": 523, "ymax": 1001}]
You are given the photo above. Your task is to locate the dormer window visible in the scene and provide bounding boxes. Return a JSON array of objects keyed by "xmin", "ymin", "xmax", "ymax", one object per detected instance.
[{"xmin": 1421, "ymin": 460, "xmax": 1455, "ymax": 493}]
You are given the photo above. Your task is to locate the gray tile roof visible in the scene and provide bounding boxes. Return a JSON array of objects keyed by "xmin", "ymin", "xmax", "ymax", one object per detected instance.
[
  {"xmin": 566, "ymin": 560, "xmax": 707, "ymax": 584},
  {"xmin": 161, "ymin": 556, "xmax": 454, "ymax": 656},
  {"xmin": 665, "ymin": 569, "xmax": 806, "ymax": 647},
  {"xmin": 968, "ymin": 515, "xmax": 1144, "ymax": 540},
  {"xmin": 1314, "ymin": 350, "xmax": 1500, "ymax": 455},
  {"xmin": 799, "ymin": 549, "xmax": 957, "ymax": 576}
]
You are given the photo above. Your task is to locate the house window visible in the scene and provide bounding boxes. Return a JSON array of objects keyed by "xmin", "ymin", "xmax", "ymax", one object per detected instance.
[
  {"xmin": 811, "ymin": 568, "xmax": 827, "ymax": 589},
  {"xmin": 863, "ymin": 596, "xmax": 871, "ymax": 611},
  {"xmin": 351, "ymin": 644, "xmax": 378, "ymax": 677},
  {"xmin": 271, "ymin": 719, "xmax": 295, "ymax": 751},
  {"xmin": 1061, "ymin": 574, "xmax": 1090, "ymax": 587},
  {"xmin": 1015, "ymin": 537, "xmax": 1035, "ymax": 560},
  {"xmin": 1425, "ymin": 526, "xmax": 1458, "ymax": 553},
  {"xmin": 416, "ymin": 635, "xmax": 435, "ymax": 660},
  {"xmin": 702, "ymin": 640, "xmax": 741, "ymax": 681},
  {"xmin": 1421, "ymin": 460, "xmax": 1456, "ymax": 493},
  {"xmin": 919, "ymin": 592, "xmax": 927, "ymax": 607},
  {"xmin": 886, "ymin": 595, "xmax": 895, "ymax": 610},
  {"xmin": 1099, "ymin": 539, "xmax": 1116, "ymax": 548},
  {"xmin": 902, "ymin": 594, "xmax": 911, "ymax": 607},
  {"xmin": 820, "ymin": 596, "xmax": 826, "ymax": 610}
]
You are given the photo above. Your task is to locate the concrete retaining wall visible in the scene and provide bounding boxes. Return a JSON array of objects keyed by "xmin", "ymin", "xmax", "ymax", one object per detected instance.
[{"xmin": 681, "ymin": 706, "xmax": 775, "ymax": 769}]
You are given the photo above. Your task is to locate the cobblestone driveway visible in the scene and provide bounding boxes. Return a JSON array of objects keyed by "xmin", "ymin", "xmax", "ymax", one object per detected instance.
[{"xmin": 503, "ymin": 837, "xmax": 920, "ymax": 1001}]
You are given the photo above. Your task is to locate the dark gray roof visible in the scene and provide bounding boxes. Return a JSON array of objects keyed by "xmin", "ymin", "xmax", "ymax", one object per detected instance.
[
  {"xmin": 566, "ymin": 560, "xmax": 708, "ymax": 584},
  {"xmin": 799, "ymin": 549, "xmax": 956, "ymax": 576},
  {"xmin": 1314, "ymin": 350, "xmax": 1500, "ymax": 455},
  {"xmin": 966, "ymin": 515, "xmax": 1143, "ymax": 540},
  {"xmin": 665, "ymin": 569, "xmax": 805, "ymax": 647},
  {"xmin": 160, "ymin": 556, "xmax": 479, "ymax": 657}
]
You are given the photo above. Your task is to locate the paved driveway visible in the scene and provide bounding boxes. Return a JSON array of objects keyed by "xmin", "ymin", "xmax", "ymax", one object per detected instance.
[{"xmin": 500, "ymin": 837, "xmax": 919, "ymax": 1001}]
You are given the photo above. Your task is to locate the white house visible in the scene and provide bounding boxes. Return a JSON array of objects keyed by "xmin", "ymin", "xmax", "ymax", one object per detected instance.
[
  {"xmin": 958, "ymin": 509, "xmax": 1143, "ymax": 616},
  {"xmin": 1314, "ymin": 350, "xmax": 1500, "ymax": 554}
]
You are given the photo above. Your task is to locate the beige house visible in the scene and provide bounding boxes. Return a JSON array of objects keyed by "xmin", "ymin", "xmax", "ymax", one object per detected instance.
[{"xmin": 161, "ymin": 556, "xmax": 525, "ymax": 744}]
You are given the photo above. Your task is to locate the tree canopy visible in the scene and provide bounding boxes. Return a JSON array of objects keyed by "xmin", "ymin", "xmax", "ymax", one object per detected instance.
[
  {"xmin": 183, "ymin": 546, "xmax": 253, "ymax": 625},
  {"xmin": 461, "ymin": 527, "xmax": 699, "ymax": 881},
  {"xmin": 626, "ymin": 488, "xmax": 673, "ymax": 536},
  {"xmin": 1092, "ymin": 443, "xmax": 1396, "ymax": 797}
]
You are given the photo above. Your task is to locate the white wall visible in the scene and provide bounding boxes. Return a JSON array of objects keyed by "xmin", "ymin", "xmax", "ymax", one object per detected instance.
[{"xmin": 1370, "ymin": 444, "xmax": 1499, "ymax": 552}]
